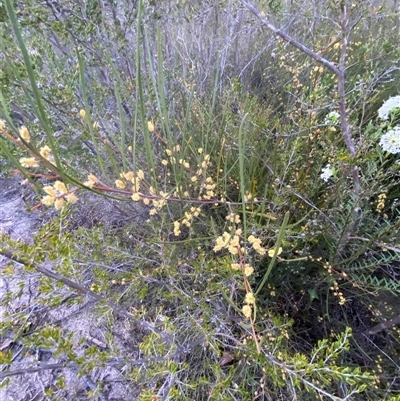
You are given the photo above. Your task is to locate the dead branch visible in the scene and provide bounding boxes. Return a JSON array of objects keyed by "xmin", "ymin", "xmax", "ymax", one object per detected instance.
[{"xmin": 363, "ymin": 314, "xmax": 400, "ymax": 336}]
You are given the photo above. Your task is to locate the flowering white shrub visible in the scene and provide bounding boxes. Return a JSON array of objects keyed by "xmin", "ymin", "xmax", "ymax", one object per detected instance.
[
  {"xmin": 320, "ymin": 164, "xmax": 335, "ymax": 181},
  {"xmin": 378, "ymin": 95, "xmax": 400, "ymax": 120},
  {"xmin": 379, "ymin": 126, "xmax": 400, "ymax": 154},
  {"xmin": 324, "ymin": 111, "xmax": 340, "ymax": 125}
]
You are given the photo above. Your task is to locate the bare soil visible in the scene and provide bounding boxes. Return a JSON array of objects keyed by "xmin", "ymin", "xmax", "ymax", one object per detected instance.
[{"xmin": 0, "ymin": 176, "xmax": 140, "ymax": 401}]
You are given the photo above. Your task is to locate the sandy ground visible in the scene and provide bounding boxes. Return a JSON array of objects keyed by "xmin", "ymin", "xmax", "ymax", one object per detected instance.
[{"xmin": 0, "ymin": 176, "xmax": 139, "ymax": 400}]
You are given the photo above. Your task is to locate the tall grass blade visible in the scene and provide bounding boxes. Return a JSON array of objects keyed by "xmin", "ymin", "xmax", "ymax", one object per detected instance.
[
  {"xmin": 4, "ymin": 0, "xmax": 61, "ymax": 171},
  {"xmin": 256, "ymin": 211, "xmax": 289, "ymax": 295}
]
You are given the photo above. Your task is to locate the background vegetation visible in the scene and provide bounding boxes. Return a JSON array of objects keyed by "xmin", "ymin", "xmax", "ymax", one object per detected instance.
[{"xmin": 1, "ymin": 0, "xmax": 400, "ymax": 399}]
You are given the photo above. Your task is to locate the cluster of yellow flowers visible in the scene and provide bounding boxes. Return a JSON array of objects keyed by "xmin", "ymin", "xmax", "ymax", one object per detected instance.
[
  {"xmin": 214, "ymin": 222, "xmax": 280, "ymax": 260},
  {"xmin": 248, "ymin": 235, "xmax": 282, "ymax": 258},
  {"xmin": 248, "ymin": 234, "xmax": 266, "ymax": 255},
  {"xmin": 173, "ymin": 206, "xmax": 202, "ymax": 236},
  {"xmin": 0, "ymin": 123, "xmax": 77, "ymax": 211},
  {"xmin": 242, "ymin": 292, "xmax": 256, "ymax": 319},
  {"xmin": 243, "ymin": 190, "xmax": 258, "ymax": 203},
  {"xmin": 213, "ymin": 212, "xmax": 285, "ymax": 320},
  {"xmin": 111, "ymin": 278, "xmax": 127, "ymax": 285},
  {"xmin": 115, "ymin": 170, "xmax": 145, "ymax": 192},
  {"xmin": 14, "ymin": 126, "xmax": 54, "ymax": 167},
  {"xmin": 149, "ymin": 188, "xmax": 169, "ymax": 215},
  {"xmin": 161, "ymin": 145, "xmax": 214, "ymax": 201},
  {"xmin": 201, "ymin": 176, "xmax": 216, "ymax": 200},
  {"xmin": 231, "ymin": 262, "xmax": 254, "ymax": 277},
  {"xmin": 162, "ymin": 144, "xmax": 190, "ymax": 168},
  {"xmin": 41, "ymin": 181, "xmax": 78, "ymax": 210},
  {"xmin": 171, "ymin": 186, "xmax": 190, "ymax": 199},
  {"xmin": 83, "ymin": 174, "xmax": 99, "ymax": 188},
  {"xmin": 213, "ymin": 227, "xmax": 244, "ymax": 255},
  {"xmin": 19, "ymin": 125, "xmax": 30, "ymax": 142},
  {"xmin": 115, "ymin": 170, "xmax": 168, "ymax": 214},
  {"xmin": 213, "ymin": 213, "xmax": 257, "ymax": 319},
  {"xmin": 90, "ymin": 283, "xmax": 102, "ymax": 293},
  {"xmin": 20, "ymin": 157, "xmax": 40, "ymax": 168},
  {"xmin": 226, "ymin": 212, "xmax": 241, "ymax": 224},
  {"xmin": 376, "ymin": 193, "xmax": 386, "ymax": 213},
  {"xmin": 330, "ymin": 280, "xmax": 346, "ymax": 306},
  {"xmin": 40, "ymin": 146, "xmax": 52, "ymax": 161}
]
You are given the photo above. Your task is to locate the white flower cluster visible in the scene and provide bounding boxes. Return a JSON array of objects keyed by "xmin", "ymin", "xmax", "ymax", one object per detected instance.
[
  {"xmin": 320, "ymin": 164, "xmax": 334, "ymax": 182},
  {"xmin": 324, "ymin": 111, "xmax": 340, "ymax": 125},
  {"xmin": 379, "ymin": 126, "xmax": 400, "ymax": 154},
  {"xmin": 378, "ymin": 95, "xmax": 400, "ymax": 120}
]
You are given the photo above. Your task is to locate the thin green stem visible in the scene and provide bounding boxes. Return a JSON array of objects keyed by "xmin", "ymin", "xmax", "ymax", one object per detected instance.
[{"xmin": 256, "ymin": 211, "xmax": 289, "ymax": 296}]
